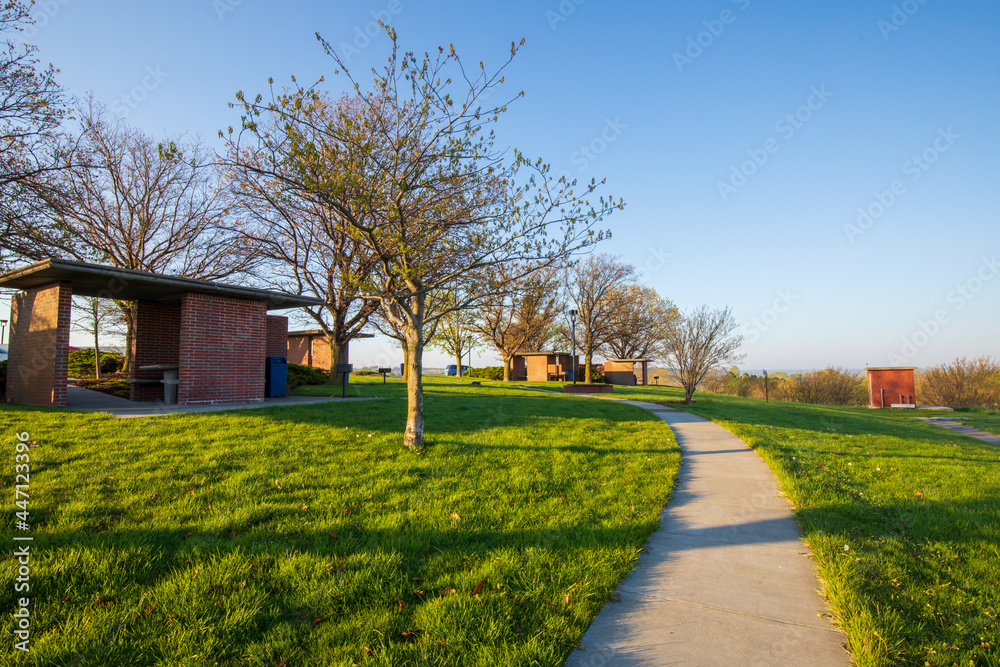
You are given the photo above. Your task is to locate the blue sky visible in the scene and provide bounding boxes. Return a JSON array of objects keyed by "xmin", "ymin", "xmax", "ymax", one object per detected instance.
[{"xmin": 3, "ymin": 0, "xmax": 998, "ymax": 371}]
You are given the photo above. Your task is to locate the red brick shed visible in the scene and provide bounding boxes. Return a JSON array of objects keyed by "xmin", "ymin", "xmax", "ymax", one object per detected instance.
[
  {"xmin": 510, "ymin": 352, "xmax": 578, "ymax": 382},
  {"xmin": 0, "ymin": 258, "xmax": 322, "ymax": 407},
  {"xmin": 603, "ymin": 359, "xmax": 650, "ymax": 386},
  {"xmin": 287, "ymin": 329, "xmax": 375, "ymax": 370},
  {"xmin": 866, "ymin": 366, "xmax": 917, "ymax": 409}
]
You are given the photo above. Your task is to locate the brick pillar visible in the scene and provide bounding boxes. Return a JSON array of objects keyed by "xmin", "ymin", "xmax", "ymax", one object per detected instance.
[
  {"xmin": 265, "ymin": 315, "xmax": 288, "ymax": 358},
  {"xmin": 6, "ymin": 282, "xmax": 72, "ymax": 407},
  {"xmin": 131, "ymin": 300, "xmax": 182, "ymax": 402},
  {"xmin": 178, "ymin": 292, "xmax": 267, "ymax": 404}
]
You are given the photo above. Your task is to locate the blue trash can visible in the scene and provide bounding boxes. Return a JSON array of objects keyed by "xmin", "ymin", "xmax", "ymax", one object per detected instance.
[{"xmin": 265, "ymin": 357, "xmax": 287, "ymax": 397}]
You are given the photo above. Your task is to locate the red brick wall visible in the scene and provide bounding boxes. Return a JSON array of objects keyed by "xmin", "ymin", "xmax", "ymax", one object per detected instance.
[
  {"xmin": 6, "ymin": 282, "xmax": 72, "ymax": 407},
  {"xmin": 867, "ymin": 369, "xmax": 917, "ymax": 408},
  {"xmin": 131, "ymin": 300, "xmax": 181, "ymax": 401},
  {"xmin": 178, "ymin": 293, "xmax": 267, "ymax": 404},
  {"xmin": 287, "ymin": 336, "xmax": 312, "ymax": 366},
  {"xmin": 266, "ymin": 316, "xmax": 288, "ymax": 358}
]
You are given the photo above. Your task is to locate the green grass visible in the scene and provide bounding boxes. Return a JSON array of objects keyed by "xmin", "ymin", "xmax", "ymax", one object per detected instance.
[
  {"xmin": 603, "ymin": 385, "xmax": 1000, "ymax": 666},
  {"xmin": 956, "ymin": 412, "xmax": 1000, "ymax": 437},
  {"xmin": 0, "ymin": 376, "xmax": 680, "ymax": 666}
]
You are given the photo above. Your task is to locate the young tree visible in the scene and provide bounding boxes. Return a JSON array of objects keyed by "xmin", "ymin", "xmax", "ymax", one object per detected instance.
[
  {"xmin": 917, "ymin": 356, "xmax": 1000, "ymax": 409},
  {"xmin": 227, "ymin": 31, "xmax": 620, "ymax": 448},
  {"xmin": 71, "ymin": 297, "xmax": 118, "ymax": 378},
  {"xmin": 474, "ymin": 263, "xmax": 562, "ymax": 381},
  {"xmin": 600, "ymin": 283, "xmax": 679, "ymax": 361},
  {"xmin": 431, "ymin": 296, "xmax": 476, "ymax": 377},
  {"xmin": 565, "ymin": 254, "xmax": 635, "ymax": 381},
  {"xmin": 32, "ymin": 99, "xmax": 251, "ymax": 369},
  {"xmin": 665, "ymin": 305, "xmax": 745, "ymax": 402}
]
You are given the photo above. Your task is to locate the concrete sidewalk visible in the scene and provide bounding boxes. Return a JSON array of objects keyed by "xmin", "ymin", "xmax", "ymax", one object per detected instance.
[
  {"xmin": 66, "ymin": 386, "xmax": 375, "ymax": 418},
  {"xmin": 567, "ymin": 401, "xmax": 849, "ymax": 666},
  {"xmin": 919, "ymin": 417, "xmax": 1000, "ymax": 446}
]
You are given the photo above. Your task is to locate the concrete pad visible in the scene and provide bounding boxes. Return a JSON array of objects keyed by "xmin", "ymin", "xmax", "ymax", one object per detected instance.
[{"xmin": 568, "ymin": 405, "xmax": 850, "ymax": 666}]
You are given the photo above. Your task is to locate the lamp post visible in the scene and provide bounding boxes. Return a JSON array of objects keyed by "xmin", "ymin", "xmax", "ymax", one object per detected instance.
[
  {"xmin": 569, "ymin": 309, "xmax": 578, "ymax": 384},
  {"xmin": 0, "ymin": 319, "xmax": 7, "ymax": 346},
  {"xmin": 763, "ymin": 370, "xmax": 769, "ymax": 403}
]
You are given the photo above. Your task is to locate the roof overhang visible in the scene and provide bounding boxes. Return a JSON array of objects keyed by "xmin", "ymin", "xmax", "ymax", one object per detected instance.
[
  {"xmin": 865, "ymin": 367, "xmax": 918, "ymax": 372},
  {"xmin": 0, "ymin": 258, "xmax": 324, "ymax": 310},
  {"xmin": 514, "ymin": 351, "xmax": 573, "ymax": 357},
  {"xmin": 289, "ymin": 329, "xmax": 376, "ymax": 339},
  {"xmin": 606, "ymin": 358, "xmax": 652, "ymax": 363}
]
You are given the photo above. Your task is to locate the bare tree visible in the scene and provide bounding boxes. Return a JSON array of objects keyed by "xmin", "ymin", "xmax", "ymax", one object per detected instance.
[
  {"xmin": 70, "ymin": 296, "xmax": 119, "ymax": 378},
  {"xmin": 0, "ymin": 0, "xmax": 70, "ymax": 271},
  {"xmin": 224, "ymin": 119, "xmax": 382, "ymax": 382},
  {"xmin": 565, "ymin": 254, "xmax": 635, "ymax": 382},
  {"xmin": 665, "ymin": 305, "xmax": 744, "ymax": 402},
  {"xmin": 600, "ymin": 283, "xmax": 679, "ymax": 361},
  {"xmin": 32, "ymin": 99, "xmax": 251, "ymax": 369},
  {"xmin": 227, "ymin": 31, "xmax": 620, "ymax": 448},
  {"xmin": 474, "ymin": 263, "xmax": 562, "ymax": 381}
]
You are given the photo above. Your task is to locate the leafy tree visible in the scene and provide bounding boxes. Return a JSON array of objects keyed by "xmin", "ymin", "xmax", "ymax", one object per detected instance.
[
  {"xmin": 665, "ymin": 305, "xmax": 744, "ymax": 402},
  {"xmin": 431, "ymin": 294, "xmax": 476, "ymax": 377},
  {"xmin": 917, "ymin": 356, "xmax": 1000, "ymax": 409},
  {"xmin": 565, "ymin": 254, "xmax": 634, "ymax": 382},
  {"xmin": 227, "ymin": 31, "xmax": 620, "ymax": 448},
  {"xmin": 600, "ymin": 283, "xmax": 679, "ymax": 361},
  {"xmin": 474, "ymin": 263, "xmax": 562, "ymax": 381}
]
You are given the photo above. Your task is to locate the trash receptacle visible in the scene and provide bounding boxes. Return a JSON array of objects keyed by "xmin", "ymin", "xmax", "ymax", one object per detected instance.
[{"xmin": 265, "ymin": 356, "xmax": 287, "ymax": 398}]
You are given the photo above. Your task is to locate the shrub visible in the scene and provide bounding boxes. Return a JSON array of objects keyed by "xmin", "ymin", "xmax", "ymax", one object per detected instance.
[
  {"xmin": 352, "ymin": 369, "xmax": 380, "ymax": 376},
  {"xmin": 286, "ymin": 363, "xmax": 330, "ymax": 389},
  {"xmin": 917, "ymin": 356, "xmax": 1000, "ymax": 409},
  {"xmin": 467, "ymin": 366, "xmax": 504, "ymax": 381},
  {"xmin": 68, "ymin": 349, "xmax": 124, "ymax": 377},
  {"xmin": 588, "ymin": 367, "xmax": 606, "ymax": 383}
]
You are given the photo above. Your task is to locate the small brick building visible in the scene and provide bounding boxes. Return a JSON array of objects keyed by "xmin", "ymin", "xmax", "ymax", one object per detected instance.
[
  {"xmin": 866, "ymin": 366, "xmax": 917, "ymax": 409},
  {"xmin": 1, "ymin": 258, "xmax": 322, "ymax": 407},
  {"xmin": 603, "ymin": 359, "xmax": 650, "ymax": 386},
  {"xmin": 510, "ymin": 352, "xmax": 578, "ymax": 382},
  {"xmin": 287, "ymin": 330, "xmax": 375, "ymax": 370}
]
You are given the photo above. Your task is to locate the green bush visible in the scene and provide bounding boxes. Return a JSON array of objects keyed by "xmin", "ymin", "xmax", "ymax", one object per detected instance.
[
  {"xmin": 286, "ymin": 363, "xmax": 330, "ymax": 389},
  {"xmin": 68, "ymin": 349, "xmax": 124, "ymax": 377},
  {"xmin": 352, "ymin": 369, "xmax": 380, "ymax": 376},
  {"xmin": 467, "ymin": 366, "xmax": 504, "ymax": 381},
  {"xmin": 588, "ymin": 368, "xmax": 606, "ymax": 383}
]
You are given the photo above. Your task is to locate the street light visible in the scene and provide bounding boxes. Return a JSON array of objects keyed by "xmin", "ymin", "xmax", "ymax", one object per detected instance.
[
  {"xmin": 569, "ymin": 309, "xmax": 578, "ymax": 384},
  {"xmin": 763, "ymin": 369, "xmax": 769, "ymax": 403},
  {"xmin": 0, "ymin": 319, "xmax": 7, "ymax": 346}
]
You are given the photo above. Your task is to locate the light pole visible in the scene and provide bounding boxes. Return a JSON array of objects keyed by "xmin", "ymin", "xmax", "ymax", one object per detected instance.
[
  {"xmin": 0, "ymin": 319, "xmax": 7, "ymax": 346},
  {"xmin": 569, "ymin": 309, "xmax": 578, "ymax": 384},
  {"xmin": 763, "ymin": 370, "xmax": 769, "ymax": 403}
]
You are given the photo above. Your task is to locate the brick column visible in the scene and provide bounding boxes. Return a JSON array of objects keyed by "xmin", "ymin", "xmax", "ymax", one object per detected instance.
[
  {"xmin": 178, "ymin": 292, "xmax": 267, "ymax": 404},
  {"xmin": 265, "ymin": 315, "xmax": 288, "ymax": 358},
  {"xmin": 6, "ymin": 282, "xmax": 72, "ymax": 407}
]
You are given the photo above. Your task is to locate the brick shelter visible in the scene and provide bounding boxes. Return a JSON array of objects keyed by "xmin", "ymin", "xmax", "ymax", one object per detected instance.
[
  {"xmin": 866, "ymin": 366, "xmax": 917, "ymax": 409},
  {"xmin": 1, "ymin": 258, "xmax": 320, "ymax": 407},
  {"xmin": 287, "ymin": 329, "xmax": 375, "ymax": 370},
  {"xmin": 510, "ymin": 352, "xmax": 578, "ymax": 382},
  {"xmin": 604, "ymin": 358, "xmax": 650, "ymax": 386}
]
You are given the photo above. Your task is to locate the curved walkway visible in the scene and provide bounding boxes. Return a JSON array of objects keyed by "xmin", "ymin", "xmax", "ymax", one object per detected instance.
[
  {"xmin": 919, "ymin": 417, "xmax": 1000, "ymax": 446},
  {"xmin": 567, "ymin": 401, "xmax": 849, "ymax": 666}
]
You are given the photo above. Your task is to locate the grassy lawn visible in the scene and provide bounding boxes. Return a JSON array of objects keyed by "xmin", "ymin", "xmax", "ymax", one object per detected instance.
[
  {"xmin": 602, "ymin": 385, "xmax": 1000, "ymax": 666},
  {"xmin": 0, "ymin": 376, "xmax": 679, "ymax": 666},
  {"xmin": 954, "ymin": 410, "xmax": 1000, "ymax": 437}
]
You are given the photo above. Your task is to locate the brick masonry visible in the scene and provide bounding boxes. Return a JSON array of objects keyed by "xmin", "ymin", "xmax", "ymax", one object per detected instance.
[
  {"xmin": 131, "ymin": 300, "xmax": 182, "ymax": 401},
  {"xmin": 867, "ymin": 368, "xmax": 917, "ymax": 408},
  {"xmin": 266, "ymin": 315, "xmax": 289, "ymax": 358},
  {"xmin": 6, "ymin": 282, "xmax": 72, "ymax": 407},
  {"xmin": 177, "ymin": 293, "xmax": 267, "ymax": 404}
]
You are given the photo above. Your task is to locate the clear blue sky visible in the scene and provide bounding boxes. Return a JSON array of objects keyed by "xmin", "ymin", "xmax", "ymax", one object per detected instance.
[{"xmin": 4, "ymin": 0, "xmax": 998, "ymax": 371}]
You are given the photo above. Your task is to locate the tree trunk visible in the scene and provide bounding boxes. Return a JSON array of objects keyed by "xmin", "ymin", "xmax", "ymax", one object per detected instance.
[
  {"xmin": 503, "ymin": 355, "xmax": 512, "ymax": 382},
  {"xmin": 456, "ymin": 350, "xmax": 463, "ymax": 378},
  {"xmin": 401, "ymin": 343, "xmax": 409, "ymax": 381},
  {"xmin": 326, "ymin": 334, "xmax": 344, "ymax": 384},
  {"xmin": 403, "ymin": 328, "xmax": 424, "ymax": 449},
  {"xmin": 585, "ymin": 350, "xmax": 594, "ymax": 384},
  {"xmin": 92, "ymin": 299, "xmax": 102, "ymax": 379},
  {"xmin": 684, "ymin": 383, "xmax": 695, "ymax": 402}
]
